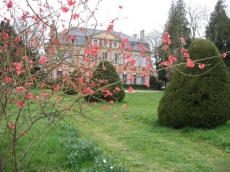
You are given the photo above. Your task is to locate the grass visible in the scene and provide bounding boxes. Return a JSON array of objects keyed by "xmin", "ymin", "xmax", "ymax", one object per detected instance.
[
  {"xmin": 2, "ymin": 91, "xmax": 230, "ymax": 171},
  {"xmin": 69, "ymin": 92, "xmax": 230, "ymax": 172}
]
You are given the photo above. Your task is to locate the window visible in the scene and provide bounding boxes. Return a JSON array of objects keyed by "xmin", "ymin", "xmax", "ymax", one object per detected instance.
[
  {"xmin": 122, "ymin": 74, "xmax": 127, "ymax": 84},
  {"xmin": 64, "ymin": 51, "xmax": 74, "ymax": 63},
  {"xmin": 103, "ymin": 52, "xmax": 110, "ymax": 60},
  {"xmin": 92, "ymin": 39, "xmax": 99, "ymax": 45},
  {"xmin": 112, "ymin": 41, "xmax": 118, "ymax": 48},
  {"xmin": 141, "ymin": 76, "xmax": 145, "ymax": 84},
  {"xmin": 102, "ymin": 40, "xmax": 109, "ymax": 47},
  {"xmin": 57, "ymin": 71, "xmax": 63, "ymax": 76},
  {"xmin": 112, "ymin": 53, "xmax": 118, "ymax": 64}
]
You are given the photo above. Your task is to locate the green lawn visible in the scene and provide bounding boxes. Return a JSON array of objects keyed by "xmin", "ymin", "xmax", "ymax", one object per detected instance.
[
  {"xmin": 3, "ymin": 91, "xmax": 230, "ymax": 171},
  {"xmin": 70, "ymin": 92, "xmax": 230, "ymax": 172}
]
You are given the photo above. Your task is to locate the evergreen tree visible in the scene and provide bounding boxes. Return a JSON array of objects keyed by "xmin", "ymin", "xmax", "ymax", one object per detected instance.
[
  {"xmin": 166, "ymin": 0, "xmax": 191, "ymax": 50},
  {"xmin": 158, "ymin": 39, "xmax": 230, "ymax": 128},
  {"xmin": 85, "ymin": 61, "xmax": 125, "ymax": 102},
  {"xmin": 205, "ymin": 0, "xmax": 230, "ymax": 71}
]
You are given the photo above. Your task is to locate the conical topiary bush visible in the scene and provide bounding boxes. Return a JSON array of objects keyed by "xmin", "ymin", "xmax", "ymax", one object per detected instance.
[
  {"xmin": 84, "ymin": 61, "xmax": 125, "ymax": 102},
  {"xmin": 157, "ymin": 39, "xmax": 230, "ymax": 128}
]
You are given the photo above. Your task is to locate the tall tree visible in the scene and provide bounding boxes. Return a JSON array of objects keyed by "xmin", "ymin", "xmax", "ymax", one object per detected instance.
[
  {"xmin": 187, "ymin": 3, "xmax": 208, "ymax": 40},
  {"xmin": 205, "ymin": 0, "xmax": 230, "ymax": 71},
  {"xmin": 166, "ymin": 0, "xmax": 191, "ymax": 50}
]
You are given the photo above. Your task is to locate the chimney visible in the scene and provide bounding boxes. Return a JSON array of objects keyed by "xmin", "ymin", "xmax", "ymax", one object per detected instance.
[
  {"xmin": 133, "ymin": 34, "xmax": 138, "ymax": 39},
  {"xmin": 140, "ymin": 30, "xmax": 145, "ymax": 41}
]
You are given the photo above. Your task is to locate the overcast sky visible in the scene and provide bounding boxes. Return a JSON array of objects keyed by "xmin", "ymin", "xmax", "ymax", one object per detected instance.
[
  {"xmin": 1, "ymin": 0, "xmax": 230, "ymax": 37},
  {"xmin": 91, "ymin": 0, "xmax": 230, "ymax": 36}
]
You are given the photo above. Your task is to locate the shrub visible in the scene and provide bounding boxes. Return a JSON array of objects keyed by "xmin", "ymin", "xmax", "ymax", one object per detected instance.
[
  {"xmin": 157, "ymin": 39, "xmax": 230, "ymax": 128},
  {"xmin": 85, "ymin": 61, "xmax": 125, "ymax": 102},
  {"xmin": 150, "ymin": 75, "xmax": 159, "ymax": 85},
  {"xmin": 62, "ymin": 70, "xmax": 81, "ymax": 95}
]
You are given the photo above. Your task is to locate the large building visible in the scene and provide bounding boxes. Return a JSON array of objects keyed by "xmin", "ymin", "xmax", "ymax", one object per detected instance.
[{"xmin": 47, "ymin": 26, "xmax": 152, "ymax": 85}]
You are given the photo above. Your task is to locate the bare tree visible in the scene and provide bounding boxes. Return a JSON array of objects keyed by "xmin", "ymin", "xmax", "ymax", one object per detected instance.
[
  {"xmin": 145, "ymin": 29, "xmax": 162, "ymax": 54},
  {"xmin": 187, "ymin": 3, "xmax": 209, "ymax": 40}
]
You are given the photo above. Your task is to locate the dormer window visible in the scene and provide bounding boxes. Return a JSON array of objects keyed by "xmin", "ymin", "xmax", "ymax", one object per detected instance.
[
  {"xmin": 112, "ymin": 41, "xmax": 118, "ymax": 48},
  {"xmin": 92, "ymin": 39, "xmax": 99, "ymax": 45},
  {"xmin": 102, "ymin": 40, "xmax": 109, "ymax": 47}
]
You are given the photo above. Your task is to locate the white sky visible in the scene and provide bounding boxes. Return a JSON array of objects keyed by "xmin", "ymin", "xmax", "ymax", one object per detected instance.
[
  {"xmin": 1, "ymin": 0, "xmax": 230, "ymax": 37},
  {"xmin": 92, "ymin": 0, "xmax": 230, "ymax": 36}
]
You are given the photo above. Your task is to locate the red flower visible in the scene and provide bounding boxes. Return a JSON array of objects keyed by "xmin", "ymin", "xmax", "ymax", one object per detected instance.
[
  {"xmin": 119, "ymin": 5, "xmax": 123, "ymax": 9},
  {"xmin": 162, "ymin": 32, "xmax": 171, "ymax": 45},
  {"xmin": 181, "ymin": 48, "xmax": 187, "ymax": 53},
  {"xmin": 115, "ymin": 87, "xmax": 120, "ymax": 92},
  {"xmin": 17, "ymin": 100, "xmax": 25, "ymax": 108},
  {"xmin": 9, "ymin": 122, "xmax": 14, "ymax": 129},
  {"xmin": 61, "ymin": 6, "xmax": 69, "ymax": 13},
  {"xmin": 222, "ymin": 53, "xmax": 227, "ymax": 58},
  {"xmin": 160, "ymin": 61, "xmax": 170, "ymax": 66},
  {"xmin": 26, "ymin": 93, "xmax": 33, "ymax": 99},
  {"xmin": 128, "ymin": 87, "xmax": 133, "ymax": 92},
  {"xmin": 114, "ymin": 115, "xmax": 118, "ymax": 119},
  {"xmin": 6, "ymin": 77, "xmax": 12, "ymax": 83},
  {"xmin": 186, "ymin": 59, "xmax": 195, "ymax": 68},
  {"xmin": 16, "ymin": 86, "xmax": 25, "ymax": 93},
  {"xmin": 15, "ymin": 37, "xmax": 21, "ymax": 43},
  {"xmin": 199, "ymin": 63, "xmax": 205, "ymax": 69},
  {"xmin": 123, "ymin": 38, "xmax": 129, "ymax": 47},
  {"xmin": 68, "ymin": 0, "xmax": 76, "ymax": 6},
  {"xmin": 72, "ymin": 13, "xmax": 80, "ymax": 20},
  {"xmin": 110, "ymin": 100, "xmax": 114, "ymax": 104},
  {"xmin": 145, "ymin": 81, "xmax": 150, "ymax": 88},
  {"xmin": 180, "ymin": 37, "xmax": 185, "ymax": 43},
  {"xmin": 7, "ymin": 0, "xmax": 13, "ymax": 9},
  {"xmin": 38, "ymin": 56, "xmax": 48, "ymax": 64},
  {"xmin": 102, "ymin": 106, "xmax": 107, "ymax": 110},
  {"xmin": 183, "ymin": 53, "xmax": 190, "ymax": 59},
  {"xmin": 21, "ymin": 131, "xmax": 26, "ymax": 136}
]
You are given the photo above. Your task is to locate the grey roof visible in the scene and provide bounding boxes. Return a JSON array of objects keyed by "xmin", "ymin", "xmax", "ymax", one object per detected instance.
[{"xmin": 57, "ymin": 27, "xmax": 151, "ymax": 52}]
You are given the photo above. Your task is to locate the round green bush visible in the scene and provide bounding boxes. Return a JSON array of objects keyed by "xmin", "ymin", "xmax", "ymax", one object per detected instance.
[
  {"xmin": 157, "ymin": 39, "xmax": 230, "ymax": 128},
  {"xmin": 85, "ymin": 61, "xmax": 125, "ymax": 102}
]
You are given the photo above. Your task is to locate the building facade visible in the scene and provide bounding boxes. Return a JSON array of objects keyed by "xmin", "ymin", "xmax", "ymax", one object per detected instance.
[{"xmin": 47, "ymin": 27, "xmax": 152, "ymax": 85}]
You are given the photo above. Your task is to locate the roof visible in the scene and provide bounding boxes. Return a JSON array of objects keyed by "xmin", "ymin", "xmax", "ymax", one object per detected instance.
[{"xmin": 57, "ymin": 27, "xmax": 151, "ymax": 52}]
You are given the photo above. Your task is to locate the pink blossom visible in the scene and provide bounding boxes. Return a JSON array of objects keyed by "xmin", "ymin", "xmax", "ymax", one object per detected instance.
[
  {"xmin": 61, "ymin": 6, "xmax": 69, "ymax": 13},
  {"xmin": 17, "ymin": 100, "xmax": 25, "ymax": 108},
  {"xmin": 9, "ymin": 122, "xmax": 14, "ymax": 129},
  {"xmin": 222, "ymin": 53, "xmax": 227, "ymax": 58},
  {"xmin": 6, "ymin": 77, "xmax": 12, "ymax": 83},
  {"xmin": 123, "ymin": 38, "xmax": 129, "ymax": 47},
  {"xmin": 199, "ymin": 63, "xmax": 205, "ymax": 69},
  {"xmin": 128, "ymin": 87, "xmax": 133, "ymax": 92},
  {"xmin": 38, "ymin": 56, "xmax": 48, "ymax": 65},
  {"xmin": 16, "ymin": 86, "xmax": 25, "ymax": 93},
  {"xmin": 145, "ymin": 81, "xmax": 150, "ymax": 87},
  {"xmin": 119, "ymin": 5, "xmax": 123, "ymax": 9},
  {"xmin": 26, "ymin": 93, "xmax": 33, "ymax": 99},
  {"xmin": 114, "ymin": 115, "xmax": 118, "ymax": 119},
  {"xmin": 180, "ymin": 37, "xmax": 185, "ymax": 43},
  {"xmin": 183, "ymin": 53, "xmax": 190, "ymax": 59},
  {"xmin": 72, "ymin": 13, "xmax": 80, "ymax": 20},
  {"xmin": 114, "ymin": 87, "xmax": 120, "ymax": 92},
  {"xmin": 7, "ymin": 0, "xmax": 13, "ymax": 9},
  {"xmin": 186, "ymin": 59, "xmax": 195, "ymax": 68},
  {"xmin": 102, "ymin": 106, "xmax": 107, "ymax": 110},
  {"xmin": 68, "ymin": 0, "xmax": 76, "ymax": 6},
  {"xmin": 15, "ymin": 37, "xmax": 21, "ymax": 43}
]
